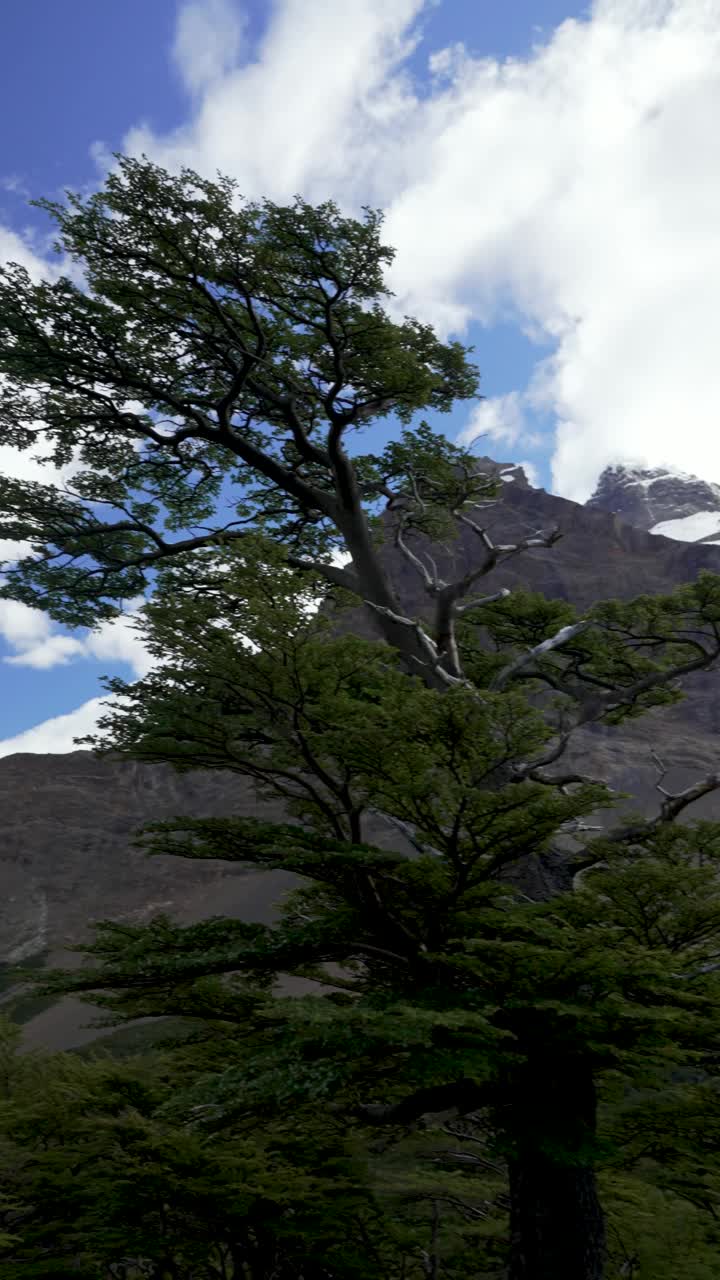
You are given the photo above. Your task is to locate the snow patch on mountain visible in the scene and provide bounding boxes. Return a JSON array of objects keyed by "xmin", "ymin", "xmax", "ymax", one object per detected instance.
[
  {"xmin": 650, "ymin": 511, "xmax": 720, "ymax": 544},
  {"xmin": 608, "ymin": 465, "xmax": 701, "ymax": 490}
]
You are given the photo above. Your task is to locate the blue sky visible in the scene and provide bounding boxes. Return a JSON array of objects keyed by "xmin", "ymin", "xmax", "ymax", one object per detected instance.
[{"xmin": 0, "ymin": 0, "xmax": 717, "ymax": 753}]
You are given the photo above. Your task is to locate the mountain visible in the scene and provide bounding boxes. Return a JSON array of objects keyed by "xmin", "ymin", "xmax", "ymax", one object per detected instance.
[
  {"xmin": 586, "ymin": 462, "xmax": 720, "ymax": 544},
  {"xmin": 335, "ymin": 454, "xmax": 720, "ymax": 812},
  {"xmin": 4, "ymin": 456, "xmax": 720, "ymax": 1049},
  {"xmin": 0, "ymin": 752, "xmax": 407, "ymax": 1050}
]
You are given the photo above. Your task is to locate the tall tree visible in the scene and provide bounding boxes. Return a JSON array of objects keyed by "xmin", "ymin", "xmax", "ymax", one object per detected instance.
[{"xmin": 3, "ymin": 157, "xmax": 720, "ymax": 1277}]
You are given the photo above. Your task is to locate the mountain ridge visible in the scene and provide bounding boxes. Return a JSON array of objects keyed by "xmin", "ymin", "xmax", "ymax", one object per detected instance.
[{"xmin": 586, "ymin": 461, "xmax": 720, "ymax": 543}]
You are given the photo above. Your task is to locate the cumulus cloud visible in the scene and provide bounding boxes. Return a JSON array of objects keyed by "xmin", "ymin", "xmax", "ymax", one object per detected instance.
[
  {"xmin": 172, "ymin": 0, "xmax": 247, "ymax": 96},
  {"xmin": 117, "ymin": 0, "xmax": 720, "ymax": 501},
  {"xmin": 0, "ymin": 599, "xmax": 51, "ymax": 651},
  {"xmin": 126, "ymin": 0, "xmax": 427, "ymax": 204},
  {"xmin": 0, "ymin": 695, "xmax": 109, "ymax": 759},
  {"xmin": 0, "ymin": 225, "xmax": 49, "ymax": 281},
  {"xmin": 461, "ymin": 391, "xmax": 545, "ymax": 453},
  {"xmin": 0, "ymin": 597, "xmax": 153, "ymax": 675}
]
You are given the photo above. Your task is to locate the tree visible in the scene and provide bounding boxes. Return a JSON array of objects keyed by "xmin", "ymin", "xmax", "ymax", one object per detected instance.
[
  {"xmin": 3, "ymin": 156, "xmax": 720, "ymax": 1278},
  {"xmin": 0, "ymin": 1014, "xmax": 446, "ymax": 1279}
]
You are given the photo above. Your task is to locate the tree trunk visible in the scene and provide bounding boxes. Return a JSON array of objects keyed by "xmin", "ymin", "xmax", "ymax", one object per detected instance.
[
  {"xmin": 507, "ymin": 1153, "xmax": 605, "ymax": 1280},
  {"xmin": 501, "ymin": 1048, "xmax": 606, "ymax": 1280}
]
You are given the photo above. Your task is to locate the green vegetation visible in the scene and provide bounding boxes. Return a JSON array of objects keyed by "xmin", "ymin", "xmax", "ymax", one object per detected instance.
[
  {"xmin": 0, "ymin": 953, "xmax": 57, "ymax": 1027},
  {"xmin": 2, "ymin": 156, "xmax": 720, "ymax": 1277}
]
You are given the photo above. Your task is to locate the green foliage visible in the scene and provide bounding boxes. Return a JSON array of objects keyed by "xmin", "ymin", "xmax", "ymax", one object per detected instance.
[
  {"xmin": 354, "ymin": 419, "xmax": 501, "ymax": 541},
  {"xmin": 27, "ymin": 567, "xmax": 720, "ymax": 1270},
  {"xmin": 0, "ymin": 1014, "xmax": 511, "ymax": 1279},
  {"xmin": 0, "ymin": 155, "xmax": 480, "ymax": 627}
]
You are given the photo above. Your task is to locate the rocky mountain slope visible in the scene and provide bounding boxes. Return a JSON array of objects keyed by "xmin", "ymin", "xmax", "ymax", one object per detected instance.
[
  {"xmin": 4, "ymin": 456, "xmax": 720, "ymax": 1049},
  {"xmin": 586, "ymin": 462, "xmax": 720, "ymax": 544},
  {"xmin": 335, "ymin": 456, "xmax": 720, "ymax": 814},
  {"xmin": 0, "ymin": 753, "xmax": 406, "ymax": 1049}
]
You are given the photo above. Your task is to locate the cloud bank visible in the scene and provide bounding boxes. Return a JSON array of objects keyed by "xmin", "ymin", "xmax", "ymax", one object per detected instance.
[
  {"xmin": 0, "ymin": 696, "xmax": 109, "ymax": 759},
  {"xmin": 172, "ymin": 0, "xmax": 247, "ymax": 96},
  {"xmin": 124, "ymin": 0, "xmax": 720, "ymax": 502},
  {"xmin": 0, "ymin": 597, "xmax": 152, "ymax": 674}
]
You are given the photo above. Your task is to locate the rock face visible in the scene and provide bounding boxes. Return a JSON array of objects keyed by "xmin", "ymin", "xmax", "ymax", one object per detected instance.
[
  {"xmin": 4, "ymin": 455, "xmax": 720, "ymax": 1048},
  {"xmin": 0, "ymin": 752, "xmax": 405, "ymax": 1048},
  {"xmin": 0, "ymin": 751, "xmax": 295, "ymax": 968},
  {"xmin": 332, "ymin": 455, "xmax": 720, "ymax": 828},
  {"xmin": 586, "ymin": 463, "xmax": 720, "ymax": 544}
]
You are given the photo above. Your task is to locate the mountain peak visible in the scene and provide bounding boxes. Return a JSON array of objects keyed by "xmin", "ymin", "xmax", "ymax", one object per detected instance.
[{"xmin": 585, "ymin": 462, "xmax": 720, "ymax": 544}]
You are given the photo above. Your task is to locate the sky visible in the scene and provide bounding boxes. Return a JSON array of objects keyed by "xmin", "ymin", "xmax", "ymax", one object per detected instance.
[{"xmin": 0, "ymin": 0, "xmax": 718, "ymax": 756}]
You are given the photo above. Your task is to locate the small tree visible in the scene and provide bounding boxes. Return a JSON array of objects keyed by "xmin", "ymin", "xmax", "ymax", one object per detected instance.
[{"xmin": 3, "ymin": 157, "xmax": 720, "ymax": 1278}]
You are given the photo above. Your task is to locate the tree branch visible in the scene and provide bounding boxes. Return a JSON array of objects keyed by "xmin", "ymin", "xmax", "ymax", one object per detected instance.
[
  {"xmin": 455, "ymin": 587, "xmax": 510, "ymax": 615},
  {"xmin": 491, "ymin": 621, "xmax": 592, "ymax": 692},
  {"xmin": 395, "ymin": 519, "xmax": 438, "ymax": 592},
  {"xmin": 648, "ymin": 748, "xmax": 720, "ymax": 824},
  {"xmin": 569, "ymin": 754, "xmax": 720, "ymax": 892},
  {"xmin": 286, "ymin": 554, "xmax": 361, "ymax": 595},
  {"xmin": 364, "ymin": 603, "xmax": 476, "ymax": 690},
  {"xmin": 358, "ymin": 1078, "xmax": 492, "ymax": 1125}
]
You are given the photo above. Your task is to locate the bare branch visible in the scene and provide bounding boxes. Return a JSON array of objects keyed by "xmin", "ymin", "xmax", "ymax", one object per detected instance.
[
  {"xmin": 286, "ymin": 554, "xmax": 361, "ymax": 595},
  {"xmin": 395, "ymin": 519, "xmax": 438, "ymax": 592},
  {"xmin": 364, "ymin": 602, "xmax": 477, "ymax": 690},
  {"xmin": 456, "ymin": 587, "xmax": 510, "ymax": 615},
  {"xmin": 399, "ymin": 519, "xmax": 563, "ymax": 688},
  {"xmin": 577, "ymin": 639, "xmax": 720, "ymax": 726},
  {"xmin": 578, "ymin": 757, "xmax": 720, "ymax": 862},
  {"xmin": 504, "ymin": 624, "xmax": 720, "ymax": 790},
  {"xmin": 650, "ymin": 754, "xmax": 720, "ymax": 826},
  {"xmin": 491, "ymin": 620, "xmax": 592, "ymax": 692}
]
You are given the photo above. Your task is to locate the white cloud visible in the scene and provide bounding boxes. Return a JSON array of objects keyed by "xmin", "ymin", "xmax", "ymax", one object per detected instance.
[
  {"xmin": 460, "ymin": 391, "xmax": 544, "ymax": 453},
  {"xmin": 0, "ymin": 596, "xmax": 153, "ymax": 675},
  {"xmin": 4, "ymin": 633, "xmax": 85, "ymax": 670},
  {"xmin": 0, "ymin": 174, "xmax": 30, "ymax": 198},
  {"xmin": 0, "ymin": 225, "xmax": 49, "ymax": 282},
  {"xmin": 0, "ymin": 696, "xmax": 109, "ymax": 759},
  {"xmin": 0, "ymin": 538, "xmax": 35, "ymax": 562},
  {"xmin": 81, "ymin": 605, "xmax": 154, "ymax": 676},
  {"xmin": 0, "ymin": 599, "xmax": 51, "ymax": 650},
  {"xmin": 116, "ymin": 0, "xmax": 720, "ymax": 502},
  {"xmin": 0, "ymin": 439, "xmax": 80, "ymax": 493},
  {"xmin": 172, "ymin": 0, "xmax": 247, "ymax": 96},
  {"xmin": 126, "ymin": 0, "xmax": 427, "ymax": 204},
  {"xmin": 517, "ymin": 459, "xmax": 541, "ymax": 489}
]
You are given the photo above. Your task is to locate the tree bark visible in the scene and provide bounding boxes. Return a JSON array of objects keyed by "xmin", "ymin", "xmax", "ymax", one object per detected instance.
[
  {"xmin": 508, "ymin": 1156, "xmax": 605, "ymax": 1280},
  {"xmin": 502, "ymin": 1049, "xmax": 606, "ymax": 1280}
]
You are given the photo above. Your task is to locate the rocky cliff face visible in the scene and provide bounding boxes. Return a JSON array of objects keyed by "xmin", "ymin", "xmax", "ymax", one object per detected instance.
[
  {"xmin": 0, "ymin": 751, "xmax": 294, "ymax": 969},
  {"xmin": 0, "ymin": 751, "xmax": 407, "ymax": 1048},
  {"xmin": 586, "ymin": 463, "xmax": 720, "ymax": 544},
  {"xmin": 331, "ymin": 455, "xmax": 720, "ymax": 840},
  {"xmin": 4, "ymin": 456, "xmax": 720, "ymax": 1048}
]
